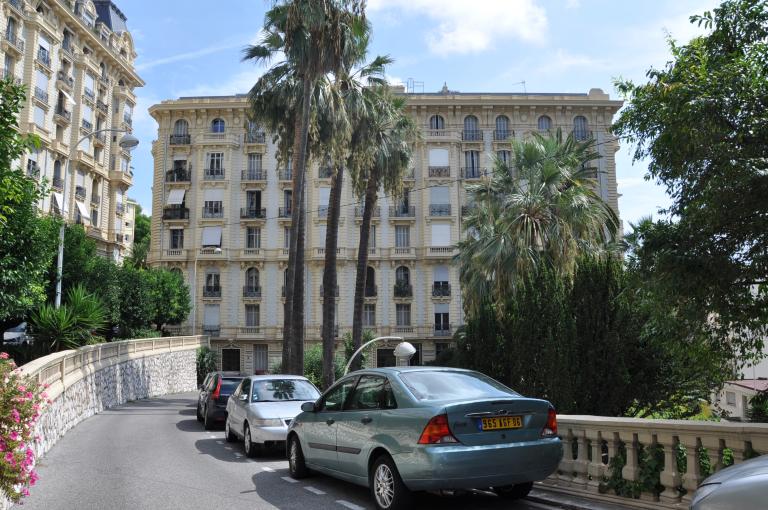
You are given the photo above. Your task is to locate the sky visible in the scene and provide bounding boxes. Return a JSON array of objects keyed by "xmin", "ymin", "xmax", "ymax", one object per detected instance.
[{"xmin": 122, "ymin": 0, "xmax": 719, "ymax": 226}]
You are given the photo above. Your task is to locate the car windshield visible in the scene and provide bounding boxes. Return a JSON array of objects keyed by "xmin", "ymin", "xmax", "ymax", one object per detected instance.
[
  {"xmin": 399, "ymin": 371, "xmax": 520, "ymax": 401},
  {"xmin": 220, "ymin": 378, "xmax": 242, "ymax": 394},
  {"xmin": 251, "ymin": 379, "xmax": 320, "ymax": 403}
]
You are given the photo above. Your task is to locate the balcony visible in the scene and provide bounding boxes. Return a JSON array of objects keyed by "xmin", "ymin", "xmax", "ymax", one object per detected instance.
[
  {"xmin": 241, "ymin": 169, "xmax": 266, "ymax": 182},
  {"xmin": 278, "ymin": 207, "xmax": 292, "ymax": 218},
  {"xmin": 424, "ymin": 127, "xmax": 450, "ymax": 138},
  {"xmin": 169, "ymin": 134, "xmax": 191, "ymax": 145},
  {"xmin": 463, "ymin": 167, "xmax": 484, "ymax": 179},
  {"xmin": 389, "ymin": 206, "xmax": 415, "ymax": 218},
  {"xmin": 74, "ymin": 186, "xmax": 86, "ymax": 200},
  {"xmin": 239, "ymin": 326, "xmax": 263, "ymax": 337},
  {"xmin": 318, "ymin": 167, "xmax": 333, "ymax": 179},
  {"xmin": 429, "ymin": 204, "xmax": 451, "ymax": 216},
  {"xmin": 56, "ymin": 71, "xmax": 74, "ymax": 89},
  {"xmin": 52, "ymin": 177, "xmax": 64, "ymax": 190},
  {"xmin": 96, "ymin": 100, "xmax": 109, "ymax": 114},
  {"xmin": 365, "ymin": 285, "xmax": 377, "ymax": 298},
  {"xmin": 203, "ymin": 286, "xmax": 222, "ymax": 298},
  {"xmin": 354, "ymin": 206, "xmax": 380, "ymax": 217},
  {"xmin": 162, "ymin": 206, "xmax": 189, "ymax": 221},
  {"xmin": 202, "ymin": 208, "xmax": 223, "ymax": 219},
  {"xmin": 427, "ymin": 246, "xmax": 456, "ymax": 258},
  {"xmin": 83, "ymin": 88, "xmax": 95, "ymax": 102},
  {"xmin": 36, "ymin": 48, "xmax": 51, "ymax": 69},
  {"xmin": 243, "ymin": 286, "xmax": 262, "ymax": 298},
  {"xmin": 391, "ymin": 247, "xmax": 416, "ymax": 257},
  {"xmin": 98, "ymin": 75, "xmax": 111, "ymax": 87},
  {"xmin": 432, "ymin": 282, "xmax": 451, "ymax": 297},
  {"xmin": 204, "ymin": 168, "xmax": 225, "ymax": 180},
  {"xmin": 319, "ymin": 285, "xmax": 339, "ymax": 297},
  {"xmin": 202, "ymin": 325, "xmax": 221, "ymax": 338},
  {"xmin": 434, "ymin": 324, "xmax": 453, "ymax": 337},
  {"xmin": 462, "ymin": 130, "xmax": 482, "ymax": 142},
  {"xmin": 394, "ymin": 282, "xmax": 413, "ymax": 298},
  {"xmin": 165, "ymin": 248, "xmax": 187, "ymax": 259},
  {"xmin": 34, "ymin": 86, "xmax": 49, "ymax": 104},
  {"xmin": 428, "ymin": 166, "xmax": 451, "ymax": 178},
  {"xmin": 240, "ymin": 207, "xmax": 266, "ymax": 219},
  {"xmin": 115, "ymin": 203, "xmax": 125, "ymax": 216},
  {"xmin": 494, "ymin": 129, "xmax": 513, "ymax": 141},
  {"xmin": 54, "ymin": 105, "xmax": 72, "ymax": 125},
  {"xmin": 81, "ymin": 119, "xmax": 93, "ymax": 132},
  {"xmin": 93, "ymin": 132, "xmax": 107, "ymax": 146},
  {"xmin": 278, "ymin": 168, "xmax": 293, "ymax": 181},
  {"xmin": 109, "ymin": 169, "xmax": 132, "ymax": 186},
  {"xmin": 2, "ymin": 31, "xmax": 24, "ymax": 55},
  {"xmin": 199, "ymin": 247, "xmax": 224, "ymax": 257},
  {"xmin": 165, "ymin": 170, "xmax": 191, "ymax": 183},
  {"xmin": 245, "ymin": 132, "xmax": 266, "ymax": 144},
  {"xmin": 26, "ymin": 161, "xmax": 39, "ymax": 178},
  {"xmin": 61, "ymin": 41, "xmax": 74, "ymax": 57},
  {"xmin": 123, "ymin": 114, "xmax": 133, "ymax": 126}
]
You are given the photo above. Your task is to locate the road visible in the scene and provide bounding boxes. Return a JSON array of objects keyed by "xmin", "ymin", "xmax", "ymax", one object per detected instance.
[{"xmin": 24, "ymin": 393, "xmax": 566, "ymax": 510}]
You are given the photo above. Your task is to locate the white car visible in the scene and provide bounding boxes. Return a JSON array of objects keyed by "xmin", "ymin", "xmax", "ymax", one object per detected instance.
[{"xmin": 3, "ymin": 322, "xmax": 31, "ymax": 346}]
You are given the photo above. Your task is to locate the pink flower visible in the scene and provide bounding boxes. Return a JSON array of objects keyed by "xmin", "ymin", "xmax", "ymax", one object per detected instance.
[
  {"xmin": 5, "ymin": 452, "xmax": 14, "ymax": 463},
  {"xmin": 11, "ymin": 409, "xmax": 20, "ymax": 423},
  {"xmin": 17, "ymin": 385, "xmax": 26, "ymax": 392},
  {"xmin": 9, "ymin": 431, "xmax": 19, "ymax": 441},
  {"xmin": 0, "ymin": 352, "xmax": 8, "ymax": 359},
  {"xmin": 21, "ymin": 488, "xmax": 29, "ymax": 497}
]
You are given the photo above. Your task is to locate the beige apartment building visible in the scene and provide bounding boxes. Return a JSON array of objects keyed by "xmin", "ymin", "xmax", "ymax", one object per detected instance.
[
  {"xmin": 1, "ymin": 0, "xmax": 142, "ymax": 261},
  {"xmin": 148, "ymin": 87, "xmax": 621, "ymax": 373}
]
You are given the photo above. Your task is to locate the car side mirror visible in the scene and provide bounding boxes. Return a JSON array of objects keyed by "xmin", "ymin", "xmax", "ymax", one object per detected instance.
[
  {"xmin": 239, "ymin": 394, "xmax": 248, "ymax": 402},
  {"xmin": 301, "ymin": 402, "xmax": 316, "ymax": 413}
]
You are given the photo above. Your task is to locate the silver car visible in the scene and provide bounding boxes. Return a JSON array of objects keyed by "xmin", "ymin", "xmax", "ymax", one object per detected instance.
[
  {"xmin": 691, "ymin": 454, "xmax": 768, "ymax": 509},
  {"xmin": 225, "ymin": 375, "xmax": 321, "ymax": 457}
]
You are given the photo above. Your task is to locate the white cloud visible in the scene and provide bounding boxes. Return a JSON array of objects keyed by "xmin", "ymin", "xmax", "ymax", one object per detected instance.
[
  {"xmin": 135, "ymin": 42, "xmax": 245, "ymax": 72},
  {"xmin": 534, "ymin": 49, "xmax": 608, "ymax": 74},
  {"xmin": 368, "ymin": 0, "xmax": 547, "ymax": 55},
  {"xmin": 174, "ymin": 68, "xmax": 265, "ymax": 98}
]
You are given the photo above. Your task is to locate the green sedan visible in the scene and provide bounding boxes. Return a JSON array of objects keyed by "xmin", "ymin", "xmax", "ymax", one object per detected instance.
[{"xmin": 286, "ymin": 367, "xmax": 563, "ymax": 510}]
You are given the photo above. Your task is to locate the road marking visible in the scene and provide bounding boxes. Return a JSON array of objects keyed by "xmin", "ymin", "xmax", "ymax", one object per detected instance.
[
  {"xmin": 208, "ymin": 435, "xmax": 216, "ymax": 439},
  {"xmin": 261, "ymin": 466, "xmax": 275, "ymax": 472},
  {"xmin": 234, "ymin": 453, "xmax": 243, "ymax": 458},
  {"xmin": 336, "ymin": 501, "xmax": 365, "ymax": 510},
  {"xmin": 216, "ymin": 440, "xmax": 223, "ymax": 444},
  {"xmin": 304, "ymin": 486, "xmax": 326, "ymax": 495},
  {"xmin": 281, "ymin": 476, "xmax": 299, "ymax": 484}
]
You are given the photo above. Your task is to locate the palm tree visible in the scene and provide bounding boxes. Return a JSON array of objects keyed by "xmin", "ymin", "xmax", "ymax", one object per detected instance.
[
  {"xmin": 349, "ymin": 90, "xmax": 419, "ymax": 371},
  {"xmin": 456, "ymin": 128, "xmax": 619, "ymax": 315},
  {"xmin": 243, "ymin": 0, "xmax": 366, "ymax": 374}
]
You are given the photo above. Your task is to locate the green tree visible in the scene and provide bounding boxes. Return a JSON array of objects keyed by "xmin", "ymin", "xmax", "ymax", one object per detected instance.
[
  {"xmin": 126, "ymin": 203, "xmax": 151, "ymax": 269},
  {"xmin": 115, "ymin": 266, "xmax": 153, "ymax": 338},
  {"xmin": 613, "ymin": 0, "xmax": 768, "ymax": 359},
  {"xmin": 0, "ymin": 79, "xmax": 60, "ymax": 329},
  {"xmin": 148, "ymin": 268, "xmax": 191, "ymax": 332},
  {"xmin": 47, "ymin": 225, "xmax": 97, "ymax": 299}
]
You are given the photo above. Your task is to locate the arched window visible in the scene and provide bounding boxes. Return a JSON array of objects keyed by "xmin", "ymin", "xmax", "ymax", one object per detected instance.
[
  {"xmin": 573, "ymin": 116, "xmax": 588, "ymax": 140},
  {"xmin": 395, "ymin": 266, "xmax": 410, "ymax": 285},
  {"xmin": 495, "ymin": 115, "xmax": 510, "ymax": 140},
  {"xmin": 174, "ymin": 119, "xmax": 189, "ymax": 136},
  {"xmin": 429, "ymin": 115, "xmax": 444, "ymax": 130},
  {"xmin": 538, "ymin": 115, "xmax": 552, "ymax": 132},
  {"xmin": 245, "ymin": 268, "xmax": 260, "ymax": 291},
  {"xmin": 53, "ymin": 160, "xmax": 62, "ymax": 181},
  {"xmin": 463, "ymin": 115, "xmax": 480, "ymax": 141},
  {"xmin": 211, "ymin": 118, "xmax": 225, "ymax": 133},
  {"xmin": 365, "ymin": 266, "xmax": 376, "ymax": 296}
]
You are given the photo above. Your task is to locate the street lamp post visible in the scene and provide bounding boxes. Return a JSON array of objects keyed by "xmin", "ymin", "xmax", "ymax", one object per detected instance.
[
  {"xmin": 343, "ymin": 336, "xmax": 416, "ymax": 375},
  {"xmin": 54, "ymin": 129, "xmax": 139, "ymax": 308}
]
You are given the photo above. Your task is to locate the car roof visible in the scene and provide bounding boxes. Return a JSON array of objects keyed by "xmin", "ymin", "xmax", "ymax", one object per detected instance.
[
  {"xmin": 347, "ymin": 366, "xmax": 476, "ymax": 376},
  {"xmin": 244, "ymin": 374, "xmax": 310, "ymax": 381}
]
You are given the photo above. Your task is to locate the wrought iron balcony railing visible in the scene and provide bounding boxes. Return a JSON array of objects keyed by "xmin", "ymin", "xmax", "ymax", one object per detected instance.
[
  {"xmin": 240, "ymin": 207, "xmax": 266, "ymax": 219},
  {"xmin": 432, "ymin": 282, "xmax": 451, "ymax": 297},
  {"xmin": 389, "ymin": 205, "xmax": 416, "ymax": 218},
  {"xmin": 429, "ymin": 204, "xmax": 451, "ymax": 216},
  {"xmin": 169, "ymin": 134, "xmax": 190, "ymax": 145},
  {"xmin": 462, "ymin": 129, "xmax": 482, "ymax": 141},
  {"xmin": 162, "ymin": 207, "xmax": 189, "ymax": 220}
]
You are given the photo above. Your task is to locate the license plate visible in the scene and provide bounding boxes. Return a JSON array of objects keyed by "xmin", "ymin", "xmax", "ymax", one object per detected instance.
[{"xmin": 480, "ymin": 416, "xmax": 523, "ymax": 431}]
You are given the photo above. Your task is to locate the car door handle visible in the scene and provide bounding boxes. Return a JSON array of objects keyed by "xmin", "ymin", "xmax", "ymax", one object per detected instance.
[
  {"xmin": 361, "ymin": 417, "xmax": 372, "ymax": 424},
  {"xmin": 326, "ymin": 419, "xmax": 335, "ymax": 426}
]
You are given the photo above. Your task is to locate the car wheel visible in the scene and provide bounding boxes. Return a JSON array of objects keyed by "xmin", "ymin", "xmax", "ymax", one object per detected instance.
[
  {"xmin": 288, "ymin": 435, "xmax": 309, "ymax": 479},
  {"xmin": 244, "ymin": 424, "xmax": 261, "ymax": 458},
  {"xmin": 370, "ymin": 454, "xmax": 411, "ymax": 510},
  {"xmin": 493, "ymin": 482, "xmax": 533, "ymax": 500},
  {"xmin": 225, "ymin": 418, "xmax": 237, "ymax": 443},
  {"xmin": 196, "ymin": 403, "xmax": 203, "ymax": 422},
  {"xmin": 203, "ymin": 406, "xmax": 213, "ymax": 430}
]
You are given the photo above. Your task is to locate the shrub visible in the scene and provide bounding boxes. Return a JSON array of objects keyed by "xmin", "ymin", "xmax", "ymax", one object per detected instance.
[
  {"xmin": 0, "ymin": 352, "xmax": 49, "ymax": 502},
  {"xmin": 196, "ymin": 347, "xmax": 217, "ymax": 385},
  {"xmin": 29, "ymin": 285, "xmax": 106, "ymax": 353},
  {"xmin": 748, "ymin": 391, "xmax": 768, "ymax": 423}
]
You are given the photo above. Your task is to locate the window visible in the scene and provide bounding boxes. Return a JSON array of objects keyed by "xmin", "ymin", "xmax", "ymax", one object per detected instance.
[
  {"xmin": 34, "ymin": 106, "xmax": 46, "ymax": 128},
  {"xmin": 247, "ymin": 153, "xmax": 262, "ymax": 172},
  {"xmin": 246, "ymin": 190, "xmax": 261, "ymax": 211},
  {"xmin": 363, "ymin": 304, "xmax": 376, "ymax": 327},
  {"xmin": 207, "ymin": 152, "xmax": 223, "ymax": 172},
  {"xmin": 173, "ymin": 119, "xmax": 189, "ymax": 135},
  {"xmin": 400, "ymin": 371, "xmax": 519, "ymax": 402},
  {"xmin": 318, "ymin": 187, "xmax": 330, "ymax": 216},
  {"xmin": 203, "ymin": 200, "xmax": 223, "ymax": 217},
  {"xmin": 320, "ymin": 378, "xmax": 358, "ymax": 412},
  {"xmin": 369, "ymin": 225, "xmax": 376, "ymax": 249},
  {"xmin": 205, "ymin": 270, "xmax": 220, "ymax": 290},
  {"xmin": 211, "ymin": 118, "xmax": 225, "ymax": 133},
  {"xmin": 433, "ymin": 265, "xmax": 450, "ymax": 296},
  {"xmin": 245, "ymin": 304, "xmax": 260, "ymax": 327},
  {"xmin": 91, "ymin": 208, "xmax": 98, "ymax": 227},
  {"xmin": 253, "ymin": 345, "xmax": 268, "ymax": 374},
  {"xmin": 395, "ymin": 266, "xmax": 410, "ymax": 285},
  {"xmin": 573, "ymin": 115, "xmax": 588, "ymax": 140},
  {"xmin": 346, "ymin": 376, "xmax": 397, "ymax": 410},
  {"xmin": 396, "ymin": 303, "xmax": 411, "ymax": 326},
  {"xmin": 463, "ymin": 115, "xmax": 480, "ymax": 140},
  {"xmin": 246, "ymin": 227, "xmax": 261, "ymax": 249},
  {"xmin": 428, "ymin": 114, "xmax": 444, "ymax": 130},
  {"xmin": 431, "ymin": 223, "xmax": 451, "ymax": 246},
  {"xmin": 220, "ymin": 348, "xmax": 240, "ymax": 371},
  {"xmin": 428, "ymin": 148, "xmax": 449, "ymax": 167},
  {"xmin": 495, "ymin": 115, "xmax": 510, "ymax": 139},
  {"xmin": 726, "ymin": 391, "xmax": 736, "ymax": 406},
  {"xmin": 497, "ymin": 150, "xmax": 511, "ymax": 165},
  {"xmin": 37, "ymin": 34, "xmax": 51, "ymax": 66},
  {"xmin": 283, "ymin": 189, "xmax": 293, "ymax": 211},
  {"xmin": 203, "ymin": 303, "xmax": 220, "ymax": 327},
  {"xmin": 464, "ymin": 151, "xmax": 480, "ymax": 171},
  {"xmin": 538, "ymin": 115, "xmax": 552, "ymax": 131},
  {"xmin": 170, "ymin": 229, "xmax": 184, "ymax": 249},
  {"xmin": 245, "ymin": 267, "xmax": 259, "ymax": 289},
  {"xmin": 84, "ymin": 74, "xmax": 95, "ymax": 98},
  {"xmin": 120, "ymin": 157, "xmax": 129, "ymax": 173},
  {"xmin": 395, "ymin": 225, "xmax": 410, "ymax": 248},
  {"xmin": 434, "ymin": 303, "xmax": 450, "ymax": 333},
  {"xmin": 36, "ymin": 69, "xmax": 49, "ymax": 94},
  {"xmin": 124, "ymin": 102, "xmax": 134, "ymax": 121},
  {"xmin": 283, "ymin": 227, "xmax": 291, "ymax": 249}
]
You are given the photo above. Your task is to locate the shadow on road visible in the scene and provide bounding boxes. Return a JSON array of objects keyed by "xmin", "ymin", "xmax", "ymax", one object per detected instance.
[
  {"xmin": 178, "ymin": 408, "xmax": 197, "ymax": 416},
  {"xmin": 176, "ymin": 418, "xmax": 204, "ymax": 432},
  {"xmin": 194, "ymin": 438, "xmax": 251, "ymax": 464}
]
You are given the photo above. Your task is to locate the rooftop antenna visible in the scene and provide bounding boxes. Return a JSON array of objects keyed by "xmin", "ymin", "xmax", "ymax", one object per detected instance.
[
  {"xmin": 406, "ymin": 78, "xmax": 424, "ymax": 94},
  {"xmin": 509, "ymin": 80, "xmax": 527, "ymax": 94}
]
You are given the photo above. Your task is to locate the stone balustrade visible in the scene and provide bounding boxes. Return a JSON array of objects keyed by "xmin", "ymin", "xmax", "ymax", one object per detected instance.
[{"xmin": 540, "ymin": 415, "xmax": 768, "ymax": 509}]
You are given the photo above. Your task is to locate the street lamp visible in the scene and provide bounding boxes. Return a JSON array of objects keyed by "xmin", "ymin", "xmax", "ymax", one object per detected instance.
[
  {"xmin": 344, "ymin": 336, "xmax": 416, "ymax": 375},
  {"xmin": 54, "ymin": 129, "xmax": 139, "ymax": 308}
]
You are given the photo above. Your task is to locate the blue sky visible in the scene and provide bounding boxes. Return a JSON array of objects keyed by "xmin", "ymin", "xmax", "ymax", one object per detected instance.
[{"xmin": 124, "ymin": 0, "xmax": 718, "ymax": 226}]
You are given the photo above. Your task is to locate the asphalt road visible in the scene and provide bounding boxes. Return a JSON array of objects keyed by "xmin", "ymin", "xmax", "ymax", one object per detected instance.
[{"xmin": 23, "ymin": 393, "xmax": 564, "ymax": 510}]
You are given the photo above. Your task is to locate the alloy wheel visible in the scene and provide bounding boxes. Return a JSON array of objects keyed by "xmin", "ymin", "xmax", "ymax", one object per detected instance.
[{"xmin": 374, "ymin": 463, "xmax": 395, "ymax": 509}]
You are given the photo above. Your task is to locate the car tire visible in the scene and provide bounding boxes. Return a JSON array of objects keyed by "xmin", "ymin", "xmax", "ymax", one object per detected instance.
[
  {"xmin": 493, "ymin": 481, "xmax": 533, "ymax": 500},
  {"xmin": 196, "ymin": 404, "xmax": 203, "ymax": 422},
  {"xmin": 225, "ymin": 418, "xmax": 237, "ymax": 443},
  {"xmin": 203, "ymin": 406, "xmax": 213, "ymax": 431},
  {"xmin": 370, "ymin": 454, "xmax": 412, "ymax": 510},
  {"xmin": 288, "ymin": 435, "xmax": 309, "ymax": 479},
  {"xmin": 243, "ymin": 423, "xmax": 261, "ymax": 458}
]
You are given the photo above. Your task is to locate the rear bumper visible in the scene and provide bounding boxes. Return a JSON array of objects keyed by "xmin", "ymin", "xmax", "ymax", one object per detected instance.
[
  {"xmin": 208, "ymin": 404, "xmax": 228, "ymax": 421},
  {"xmin": 393, "ymin": 438, "xmax": 562, "ymax": 491}
]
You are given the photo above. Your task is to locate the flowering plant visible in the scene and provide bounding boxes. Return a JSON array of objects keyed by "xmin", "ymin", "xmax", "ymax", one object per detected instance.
[{"xmin": 0, "ymin": 352, "xmax": 49, "ymax": 502}]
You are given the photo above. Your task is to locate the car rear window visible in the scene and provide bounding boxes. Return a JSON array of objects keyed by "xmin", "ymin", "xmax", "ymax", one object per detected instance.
[
  {"xmin": 399, "ymin": 371, "xmax": 519, "ymax": 401},
  {"xmin": 251, "ymin": 379, "xmax": 320, "ymax": 402},
  {"xmin": 220, "ymin": 378, "xmax": 242, "ymax": 394}
]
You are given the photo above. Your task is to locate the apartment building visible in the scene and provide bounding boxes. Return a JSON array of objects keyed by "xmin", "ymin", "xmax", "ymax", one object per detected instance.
[
  {"xmin": 1, "ymin": 0, "xmax": 143, "ymax": 261},
  {"xmin": 148, "ymin": 87, "xmax": 622, "ymax": 373}
]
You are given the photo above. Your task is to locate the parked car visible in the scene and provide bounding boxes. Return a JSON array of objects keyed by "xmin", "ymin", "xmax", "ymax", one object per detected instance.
[
  {"xmin": 197, "ymin": 371, "xmax": 245, "ymax": 430},
  {"xmin": 3, "ymin": 322, "xmax": 31, "ymax": 346},
  {"xmin": 225, "ymin": 375, "xmax": 321, "ymax": 457},
  {"xmin": 690, "ymin": 454, "xmax": 768, "ymax": 510},
  {"xmin": 286, "ymin": 367, "xmax": 562, "ymax": 510}
]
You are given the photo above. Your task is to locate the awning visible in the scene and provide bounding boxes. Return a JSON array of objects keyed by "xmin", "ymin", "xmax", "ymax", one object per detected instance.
[
  {"xmin": 75, "ymin": 201, "xmax": 90, "ymax": 220},
  {"xmin": 203, "ymin": 188, "xmax": 224, "ymax": 202},
  {"xmin": 52, "ymin": 192, "xmax": 67, "ymax": 213},
  {"xmin": 166, "ymin": 189, "xmax": 186, "ymax": 205},
  {"xmin": 433, "ymin": 265, "xmax": 449, "ymax": 281},
  {"xmin": 201, "ymin": 226, "xmax": 222, "ymax": 247},
  {"xmin": 434, "ymin": 303, "xmax": 449, "ymax": 314},
  {"xmin": 60, "ymin": 90, "xmax": 75, "ymax": 106}
]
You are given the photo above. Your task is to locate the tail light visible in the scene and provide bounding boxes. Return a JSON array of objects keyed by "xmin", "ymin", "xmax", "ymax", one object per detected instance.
[
  {"xmin": 211, "ymin": 377, "xmax": 222, "ymax": 400},
  {"xmin": 541, "ymin": 407, "xmax": 557, "ymax": 437},
  {"xmin": 418, "ymin": 414, "xmax": 459, "ymax": 444}
]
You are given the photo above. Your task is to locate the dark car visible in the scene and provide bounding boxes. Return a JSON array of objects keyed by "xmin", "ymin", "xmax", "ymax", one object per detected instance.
[{"xmin": 197, "ymin": 371, "xmax": 245, "ymax": 430}]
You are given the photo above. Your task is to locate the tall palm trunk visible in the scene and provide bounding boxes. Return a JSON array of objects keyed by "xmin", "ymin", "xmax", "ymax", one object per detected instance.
[
  {"xmin": 283, "ymin": 78, "xmax": 313, "ymax": 375},
  {"xmin": 292, "ymin": 178, "xmax": 306, "ymax": 374},
  {"xmin": 321, "ymin": 165, "xmax": 344, "ymax": 388},
  {"xmin": 351, "ymin": 176, "xmax": 378, "ymax": 371}
]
